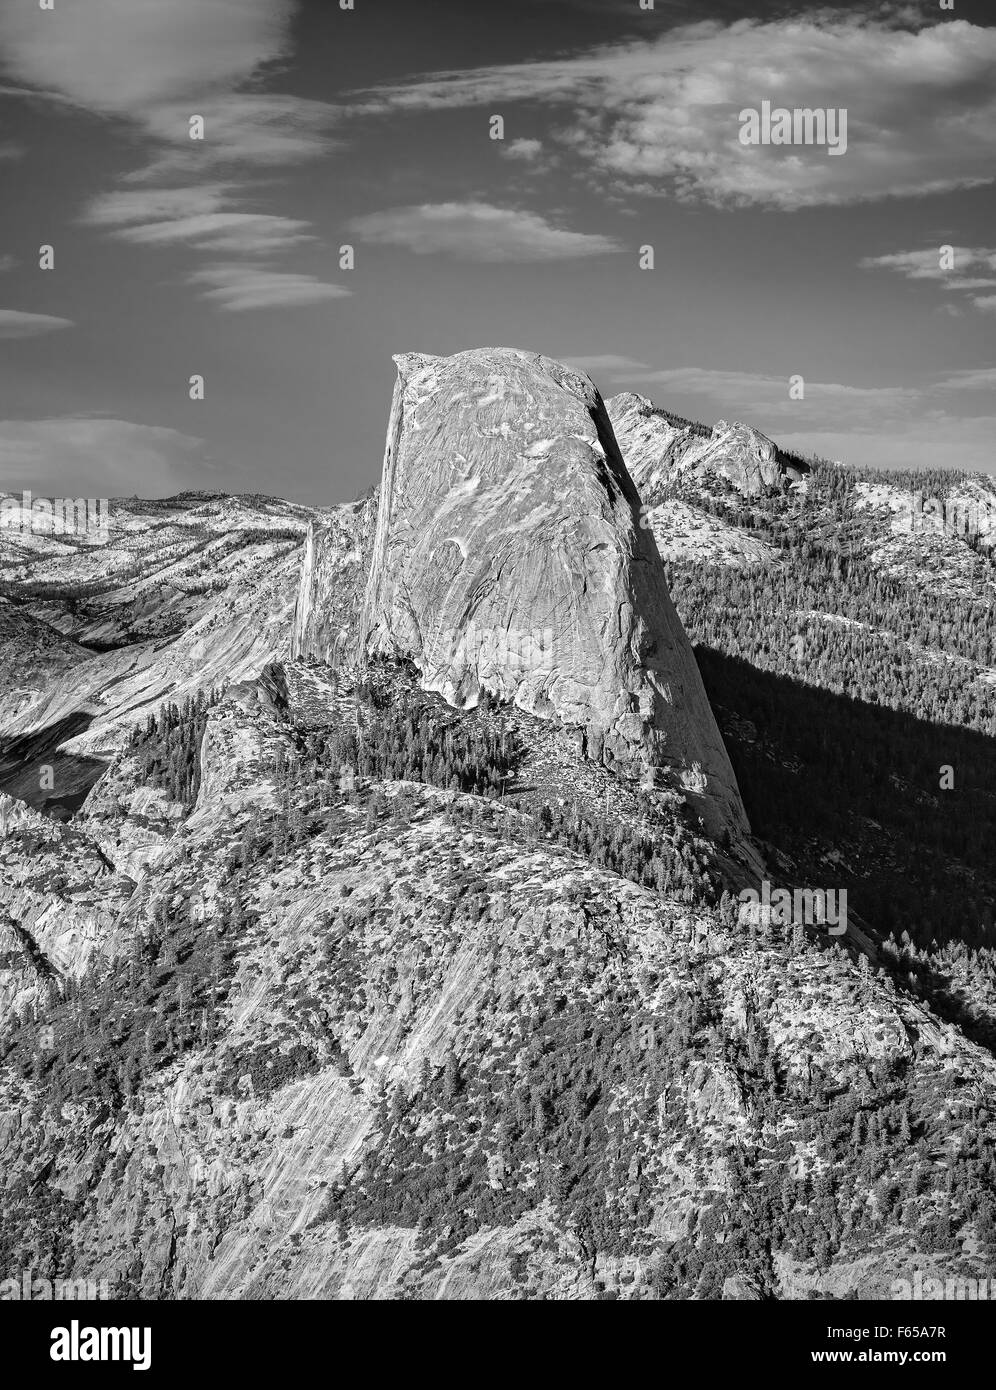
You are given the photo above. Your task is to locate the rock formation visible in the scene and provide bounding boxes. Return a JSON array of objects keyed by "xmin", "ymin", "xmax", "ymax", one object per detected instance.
[
  {"xmin": 607, "ymin": 392, "xmax": 809, "ymax": 500},
  {"xmin": 292, "ymin": 496, "xmax": 377, "ymax": 666},
  {"xmin": 357, "ymin": 347, "xmax": 749, "ymax": 841}
]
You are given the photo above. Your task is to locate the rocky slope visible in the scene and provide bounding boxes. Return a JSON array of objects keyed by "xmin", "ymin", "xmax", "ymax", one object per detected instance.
[
  {"xmin": 1, "ymin": 492, "xmax": 314, "ymax": 647},
  {"xmin": 1, "ymin": 666, "xmax": 994, "ymax": 1300},
  {"xmin": 0, "ymin": 496, "xmax": 314, "ymax": 812},
  {"xmin": 0, "ymin": 792, "xmax": 133, "ymax": 1022},
  {"xmin": 357, "ymin": 348, "xmax": 749, "ymax": 843},
  {"xmin": 607, "ymin": 393, "xmax": 809, "ymax": 501},
  {"xmin": 0, "ymin": 601, "xmax": 92, "ymax": 715},
  {"xmin": 851, "ymin": 476, "xmax": 996, "ymax": 598}
]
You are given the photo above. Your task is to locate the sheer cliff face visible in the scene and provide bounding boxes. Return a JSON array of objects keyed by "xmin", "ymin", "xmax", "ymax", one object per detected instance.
[
  {"xmin": 607, "ymin": 392, "xmax": 808, "ymax": 500},
  {"xmin": 292, "ymin": 496, "xmax": 377, "ymax": 666},
  {"xmin": 358, "ymin": 347, "xmax": 749, "ymax": 841}
]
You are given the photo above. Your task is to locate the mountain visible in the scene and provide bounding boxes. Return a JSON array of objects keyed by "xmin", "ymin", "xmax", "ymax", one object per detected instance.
[
  {"xmin": 603, "ymin": 393, "xmax": 808, "ymax": 570},
  {"xmin": 356, "ymin": 348, "xmax": 750, "ymax": 844},
  {"xmin": 607, "ymin": 392, "xmax": 810, "ymax": 500},
  {"xmin": 1, "ymin": 352, "xmax": 996, "ymax": 1301}
]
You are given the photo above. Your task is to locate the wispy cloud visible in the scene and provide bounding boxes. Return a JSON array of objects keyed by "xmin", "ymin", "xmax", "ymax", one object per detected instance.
[
  {"xmin": 0, "ymin": 2, "xmax": 338, "ymax": 173},
  {"xmin": 0, "ymin": 311, "xmax": 74, "ymax": 339},
  {"xmin": 1, "ymin": 0, "xmax": 340, "ymax": 313},
  {"xmin": 130, "ymin": 94, "xmax": 340, "ymax": 181},
  {"xmin": 860, "ymin": 247, "xmax": 996, "ymax": 283},
  {"xmin": 776, "ymin": 421, "xmax": 996, "ymax": 475},
  {"xmin": 0, "ymin": 82, "xmax": 82, "ymax": 108},
  {"xmin": 860, "ymin": 246, "xmax": 996, "ymax": 312},
  {"xmin": 0, "ymin": 417, "xmax": 209, "ymax": 492},
  {"xmin": 186, "ymin": 264, "xmax": 351, "ymax": 312},
  {"xmin": 562, "ymin": 354, "xmax": 651, "ymax": 375},
  {"xmin": 82, "ymin": 186, "xmax": 234, "ymax": 227},
  {"xmin": 627, "ymin": 366, "xmax": 921, "ymax": 431},
  {"xmin": 938, "ymin": 369, "xmax": 996, "ymax": 391},
  {"xmin": 81, "ymin": 186, "xmax": 315, "ymax": 254},
  {"xmin": 351, "ymin": 14, "xmax": 996, "ymax": 210},
  {"xmin": 0, "ymin": 0, "xmax": 295, "ymax": 114},
  {"xmin": 348, "ymin": 201, "xmax": 621, "ymax": 262},
  {"xmin": 97, "ymin": 212, "xmax": 315, "ymax": 255},
  {"xmin": 972, "ymin": 296, "xmax": 996, "ymax": 314}
]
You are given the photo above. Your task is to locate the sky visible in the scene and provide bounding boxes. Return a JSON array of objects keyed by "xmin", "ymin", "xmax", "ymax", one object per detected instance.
[{"xmin": 1, "ymin": 0, "xmax": 995, "ymax": 504}]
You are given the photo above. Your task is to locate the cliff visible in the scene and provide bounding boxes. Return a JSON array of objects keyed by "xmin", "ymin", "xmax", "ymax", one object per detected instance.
[{"xmin": 356, "ymin": 348, "xmax": 750, "ymax": 841}]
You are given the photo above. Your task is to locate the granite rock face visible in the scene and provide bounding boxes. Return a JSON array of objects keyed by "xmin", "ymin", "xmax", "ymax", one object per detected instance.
[
  {"xmin": 607, "ymin": 392, "xmax": 809, "ymax": 500},
  {"xmin": 292, "ymin": 496, "xmax": 378, "ymax": 666},
  {"xmin": 358, "ymin": 347, "xmax": 749, "ymax": 841}
]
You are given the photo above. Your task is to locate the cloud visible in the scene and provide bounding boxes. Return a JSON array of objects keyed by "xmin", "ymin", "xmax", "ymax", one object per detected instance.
[
  {"xmin": 0, "ymin": 4, "xmax": 338, "ymax": 173},
  {"xmin": 938, "ymin": 369, "xmax": 996, "ymax": 391},
  {"xmin": 129, "ymin": 94, "xmax": 340, "ymax": 179},
  {"xmin": 104, "ymin": 212, "xmax": 315, "ymax": 255},
  {"xmin": 0, "ymin": 0, "xmax": 295, "ymax": 114},
  {"xmin": 776, "ymin": 421, "xmax": 996, "ymax": 475},
  {"xmin": 0, "ymin": 417, "xmax": 209, "ymax": 492},
  {"xmin": 347, "ymin": 202, "xmax": 621, "ymax": 262},
  {"xmin": 859, "ymin": 248, "xmax": 996, "ymax": 282},
  {"xmin": 186, "ymin": 264, "xmax": 352, "ymax": 312},
  {"xmin": 501, "ymin": 138, "xmax": 543, "ymax": 162},
  {"xmin": 81, "ymin": 186, "xmax": 315, "ymax": 255},
  {"xmin": 561, "ymin": 354, "xmax": 651, "ymax": 374},
  {"xmin": 0, "ymin": 311, "xmax": 74, "ymax": 339},
  {"xmin": 351, "ymin": 14, "xmax": 996, "ymax": 209},
  {"xmin": 1, "ymin": 1, "xmax": 339, "ymax": 302},
  {"xmin": 860, "ymin": 246, "xmax": 996, "ymax": 310},
  {"xmin": 632, "ymin": 367, "xmax": 785, "ymax": 397},
  {"xmin": 82, "ymin": 186, "xmax": 234, "ymax": 227},
  {"xmin": 0, "ymin": 82, "xmax": 81, "ymax": 108},
  {"xmin": 628, "ymin": 366, "xmax": 921, "ymax": 431},
  {"xmin": 972, "ymin": 296, "xmax": 996, "ymax": 313}
]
